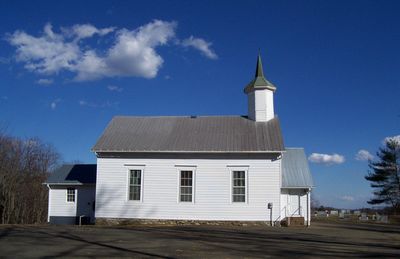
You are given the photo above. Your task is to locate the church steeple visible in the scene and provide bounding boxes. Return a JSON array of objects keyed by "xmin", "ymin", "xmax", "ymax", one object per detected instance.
[
  {"xmin": 245, "ymin": 53, "xmax": 276, "ymax": 122},
  {"xmin": 244, "ymin": 53, "xmax": 276, "ymax": 94}
]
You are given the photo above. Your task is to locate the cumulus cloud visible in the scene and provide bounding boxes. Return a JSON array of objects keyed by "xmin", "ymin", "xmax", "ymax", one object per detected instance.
[
  {"xmin": 355, "ymin": 149, "xmax": 373, "ymax": 161},
  {"xmin": 63, "ymin": 24, "xmax": 115, "ymax": 39},
  {"xmin": 107, "ymin": 85, "xmax": 123, "ymax": 92},
  {"xmin": 8, "ymin": 23, "xmax": 80, "ymax": 74},
  {"xmin": 7, "ymin": 20, "xmax": 216, "ymax": 82},
  {"xmin": 181, "ymin": 36, "xmax": 218, "ymax": 59},
  {"xmin": 36, "ymin": 78, "xmax": 53, "ymax": 85},
  {"xmin": 308, "ymin": 153, "xmax": 345, "ymax": 165},
  {"xmin": 340, "ymin": 195, "xmax": 355, "ymax": 202}
]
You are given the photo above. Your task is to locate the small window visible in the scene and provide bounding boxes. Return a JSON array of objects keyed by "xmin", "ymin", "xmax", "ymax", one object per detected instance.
[
  {"xmin": 232, "ymin": 171, "xmax": 246, "ymax": 202},
  {"xmin": 67, "ymin": 188, "xmax": 75, "ymax": 203},
  {"xmin": 180, "ymin": 170, "xmax": 193, "ymax": 202},
  {"xmin": 129, "ymin": 170, "xmax": 142, "ymax": 201}
]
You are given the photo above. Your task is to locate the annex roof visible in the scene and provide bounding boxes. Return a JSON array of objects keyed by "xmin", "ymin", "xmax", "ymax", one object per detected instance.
[
  {"xmin": 92, "ymin": 116, "xmax": 284, "ymax": 153},
  {"xmin": 282, "ymin": 148, "xmax": 314, "ymax": 188},
  {"xmin": 45, "ymin": 164, "xmax": 97, "ymax": 185}
]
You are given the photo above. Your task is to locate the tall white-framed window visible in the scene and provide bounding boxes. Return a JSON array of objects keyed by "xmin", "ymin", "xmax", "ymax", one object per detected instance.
[
  {"xmin": 66, "ymin": 188, "xmax": 75, "ymax": 203},
  {"xmin": 127, "ymin": 168, "xmax": 144, "ymax": 202},
  {"xmin": 176, "ymin": 166, "xmax": 196, "ymax": 203},
  {"xmin": 228, "ymin": 166, "xmax": 249, "ymax": 203}
]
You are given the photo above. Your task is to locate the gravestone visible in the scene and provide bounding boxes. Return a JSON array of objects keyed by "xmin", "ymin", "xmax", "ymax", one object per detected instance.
[
  {"xmin": 377, "ymin": 215, "xmax": 389, "ymax": 223},
  {"xmin": 359, "ymin": 213, "xmax": 368, "ymax": 221}
]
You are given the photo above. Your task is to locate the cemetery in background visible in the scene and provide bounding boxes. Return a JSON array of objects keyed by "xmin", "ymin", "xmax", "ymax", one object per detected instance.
[{"xmin": 312, "ymin": 207, "xmax": 400, "ymax": 224}]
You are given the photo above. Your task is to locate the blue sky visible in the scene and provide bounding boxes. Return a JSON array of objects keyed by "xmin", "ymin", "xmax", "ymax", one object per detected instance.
[{"xmin": 0, "ymin": 0, "xmax": 399, "ymax": 209}]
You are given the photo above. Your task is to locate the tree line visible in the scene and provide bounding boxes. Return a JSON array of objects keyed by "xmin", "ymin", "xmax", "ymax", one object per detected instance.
[{"xmin": 0, "ymin": 132, "xmax": 59, "ymax": 224}]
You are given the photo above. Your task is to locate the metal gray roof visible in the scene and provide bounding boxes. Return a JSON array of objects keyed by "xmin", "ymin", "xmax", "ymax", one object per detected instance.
[
  {"xmin": 92, "ymin": 116, "xmax": 284, "ymax": 153},
  {"xmin": 282, "ymin": 148, "xmax": 314, "ymax": 188},
  {"xmin": 45, "ymin": 164, "xmax": 97, "ymax": 185}
]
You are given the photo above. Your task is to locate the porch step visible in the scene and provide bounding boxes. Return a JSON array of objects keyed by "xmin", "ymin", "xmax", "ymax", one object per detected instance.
[{"xmin": 281, "ymin": 217, "xmax": 305, "ymax": 227}]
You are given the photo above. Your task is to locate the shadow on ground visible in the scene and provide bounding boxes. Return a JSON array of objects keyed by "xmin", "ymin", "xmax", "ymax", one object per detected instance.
[{"xmin": 0, "ymin": 221, "xmax": 399, "ymax": 258}]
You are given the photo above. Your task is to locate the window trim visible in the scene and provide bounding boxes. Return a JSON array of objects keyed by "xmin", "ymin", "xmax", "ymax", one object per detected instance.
[
  {"xmin": 126, "ymin": 166, "xmax": 145, "ymax": 203},
  {"xmin": 176, "ymin": 166, "xmax": 196, "ymax": 204},
  {"xmin": 66, "ymin": 188, "xmax": 76, "ymax": 203},
  {"xmin": 228, "ymin": 166, "xmax": 249, "ymax": 204}
]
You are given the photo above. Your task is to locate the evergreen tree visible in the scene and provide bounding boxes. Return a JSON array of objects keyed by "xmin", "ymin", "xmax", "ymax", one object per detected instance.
[{"xmin": 365, "ymin": 138, "xmax": 400, "ymax": 213}]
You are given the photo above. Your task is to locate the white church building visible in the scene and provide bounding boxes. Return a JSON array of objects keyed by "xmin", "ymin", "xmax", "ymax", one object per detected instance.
[{"xmin": 45, "ymin": 55, "xmax": 314, "ymax": 226}]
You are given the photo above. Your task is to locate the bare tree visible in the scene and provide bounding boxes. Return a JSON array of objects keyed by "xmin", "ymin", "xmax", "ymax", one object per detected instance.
[{"xmin": 0, "ymin": 133, "xmax": 60, "ymax": 224}]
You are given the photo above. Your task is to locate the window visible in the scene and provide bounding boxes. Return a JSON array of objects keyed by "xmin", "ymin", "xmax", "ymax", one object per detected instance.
[
  {"xmin": 129, "ymin": 169, "xmax": 142, "ymax": 201},
  {"xmin": 67, "ymin": 188, "xmax": 75, "ymax": 202},
  {"xmin": 232, "ymin": 171, "xmax": 246, "ymax": 202},
  {"xmin": 180, "ymin": 170, "xmax": 193, "ymax": 202}
]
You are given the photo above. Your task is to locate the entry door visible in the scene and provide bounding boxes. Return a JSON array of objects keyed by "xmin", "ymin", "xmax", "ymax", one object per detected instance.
[{"xmin": 288, "ymin": 190, "xmax": 301, "ymax": 216}]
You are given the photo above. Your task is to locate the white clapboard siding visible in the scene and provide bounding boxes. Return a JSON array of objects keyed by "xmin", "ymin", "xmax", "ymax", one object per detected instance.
[
  {"xmin": 49, "ymin": 186, "xmax": 77, "ymax": 217},
  {"xmin": 96, "ymin": 157, "xmax": 281, "ymax": 221},
  {"xmin": 49, "ymin": 185, "xmax": 96, "ymax": 218}
]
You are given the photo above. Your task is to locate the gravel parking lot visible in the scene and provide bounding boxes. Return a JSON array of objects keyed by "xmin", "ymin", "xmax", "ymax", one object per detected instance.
[{"xmin": 0, "ymin": 221, "xmax": 399, "ymax": 258}]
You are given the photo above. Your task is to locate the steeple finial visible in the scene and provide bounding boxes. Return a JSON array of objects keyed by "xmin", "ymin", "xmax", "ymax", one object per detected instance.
[{"xmin": 255, "ymin": 52, "xmax": 264, "ymax": 78}]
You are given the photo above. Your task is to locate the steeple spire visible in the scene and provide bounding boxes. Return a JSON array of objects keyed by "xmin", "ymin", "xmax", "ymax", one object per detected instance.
[
  {"xmin": 244, "ymin": 53, "xmax": 276, "ymax": 94},
  {"xmin": 255, "ymin": 53, "xmax": 264, "ymax": 78}
]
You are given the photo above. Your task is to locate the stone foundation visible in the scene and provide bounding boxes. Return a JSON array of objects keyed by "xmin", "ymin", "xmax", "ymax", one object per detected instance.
[{"xmin": 96, "ymin": 218, "xmax": 271, "ymax": 226}]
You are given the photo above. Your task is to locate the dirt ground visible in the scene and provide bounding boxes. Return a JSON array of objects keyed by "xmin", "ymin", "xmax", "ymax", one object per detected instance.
[{"xmin": 0, "ymin": 221, "xmax": 399, "ymax": 258}]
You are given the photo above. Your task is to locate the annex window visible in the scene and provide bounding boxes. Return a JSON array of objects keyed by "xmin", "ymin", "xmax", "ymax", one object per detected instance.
[
  {"xmin": 180, "ymin": 170, "xmax": 193, "ymax": 202},
  {"xmin": 66, "ymin": 188, "xmax": 75, "ymax": 203},
  {"xmin": 129, "ymin": 169, "xmax": 142, "ymax": 201},
  {"xmin": 232, "ymin": 171, "xmax": 246, "ymax": 203}
]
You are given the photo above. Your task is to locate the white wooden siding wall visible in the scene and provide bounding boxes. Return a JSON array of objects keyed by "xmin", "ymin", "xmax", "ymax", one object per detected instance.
[
  {"xmin": 49, "ymin": 186, "xmax": 96, "ymax": 218},
  {"xmin": 96, "ymin": 157, "xmax": 281, "ymax": 221},
  {"xmin": 49, "ymin": 186, "xmax": 77, "ymax": 217},
  {"xmin": 248, "ymin": 89, "xmax": 274, "ymax": 122}
]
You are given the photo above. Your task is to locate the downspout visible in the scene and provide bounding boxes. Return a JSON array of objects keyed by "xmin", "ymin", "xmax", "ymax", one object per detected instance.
[
  {"xmin": 46, "ymin": 184, "xmax": 51, "ymax": 223},
  {"xmin": 307, "ymin": 188, "xmax": 310, "ymax": 227}
]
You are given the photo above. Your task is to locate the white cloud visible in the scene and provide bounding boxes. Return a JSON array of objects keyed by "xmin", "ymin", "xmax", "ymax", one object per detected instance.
[
  {"xmin": 79, "ymin": 99, "xmax": 118, "ymax": 108},
  {"xmin": 36, "ymin": 78, "xmax": 53, "ymax": 85},
  {"xmin": 181, "ymin": 36, "xmax": 218, "ymax": 59},
  {"xmin": 107, "ymin": 85, "xmax": 123, "ymax": 92},
  {"xmin": 63, "ymin": 24, "xmax": 115, "ymax": 39},
  {"xmin": 355, "ymin": 149, "xmax": 373, "ymax": 161},
  {"xmin": 308, "ymin": 153, "xmax": 345, "ymax": 165},
  {"xmin": 8, "ymin": 23, "xmax": 80, "ymax": 74},
  {"xmin": 8, "ymin": 20, "xmax": 220, "ymax": 82},
  {"xmin": 383, "ymin": 135, "xmax": 400, "ymax": 145},
  {"xmin": 340, "ymin": 195, "xmax": 355, "ymax": 202},
  {"xmin": 50, "ymin": 98, "xmax": 61, "ymax": 110}
]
